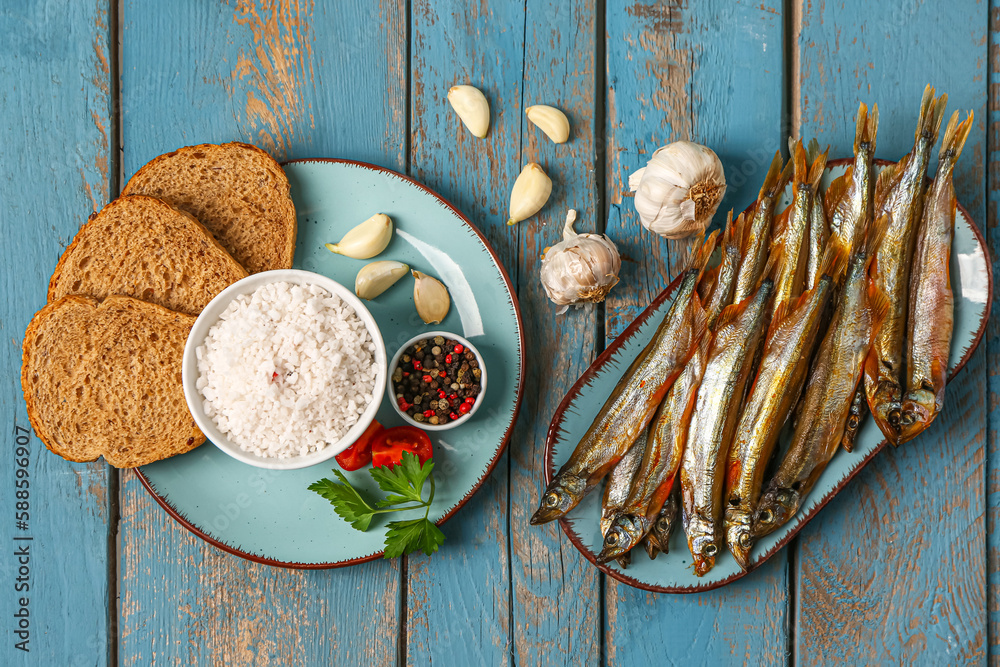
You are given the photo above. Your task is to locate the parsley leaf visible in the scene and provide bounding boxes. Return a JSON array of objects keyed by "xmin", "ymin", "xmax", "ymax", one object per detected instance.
[
  {"xmin": 310, "ymin": 452, "xmax": 446, "ymax": 558},
  {"xmin": 307, "ymin": 470, "xmax": 377, "ymax": 531},
  {"xmin": 383, "ymin": 518, "xmax": 446, "ymax": 558},
  {"xmin": 369, "ymin": 451, "xmax": 434, "ymax": 507}
]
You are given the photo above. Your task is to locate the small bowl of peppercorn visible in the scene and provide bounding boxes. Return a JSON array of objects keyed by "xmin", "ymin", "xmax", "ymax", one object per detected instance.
[{"xmin": 387, "ymin": 331, "xmax": 487, "ymax": 431}]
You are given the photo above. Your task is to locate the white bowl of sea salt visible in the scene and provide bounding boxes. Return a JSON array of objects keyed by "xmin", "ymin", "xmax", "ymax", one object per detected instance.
[{"xmin": 182, "ymin": 270, "xmax": 387, "ymax": 470}]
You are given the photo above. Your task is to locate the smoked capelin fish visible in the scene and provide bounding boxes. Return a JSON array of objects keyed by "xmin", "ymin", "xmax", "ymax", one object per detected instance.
[
  {"xmin": 724, "ymin": 239, "xmax": 847, "ymax": 569},
  {"xmin": 898, "ymin": 111, "xmax": 973, "ymax": 443},
  {"xmin": 597, "ymin": 332, "xmax": 707, "ymax": 564},
  {"xmin": 646, "ymin": 483, "xmax": 680, "ymax": 559},
  {"xmin": 805, "ymin": 139, "xmax": 831, "ymax": 291},
  {"xmin": 704, "ymin": 211, "xmax": 743, "ymax": 327},
  {"xmin": 733, "ymin": 153, "xmax": 791, "ymax": 304},
  {"xmin": 772, "ymin": 140, "xmax": 829, "ymax": 315},
  {"xmin": 530, "ymin": 234, "xmax": 715, "ymax": 525},
  {"xmin": 682, "ymin": 274, "xmax": 774, "ymax": 576},
  {"xmin": 865, "ymin": 86, "xmax": 948, "ymax": 444},
  {"xmin": 753, "ymin": 219, "xmax": 890, "ymax": 538},
  {"xmin": 826, "ymin": 102, "xmax": 878, "ymax": 255},
  {"xmin": 601, "ymin": 432, "xmax": 646, "ymax": 568}
]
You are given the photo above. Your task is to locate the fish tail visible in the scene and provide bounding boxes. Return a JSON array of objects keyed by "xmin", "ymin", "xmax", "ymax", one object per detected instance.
[
  {"xmin": 939, "ymin": 110, "xmax": 975, "ymax": 164},
  {"xmin": 863, "ymin": 213, "xmax": 890, "ymax": 270},
  {"xmin": 689, "ymin": 229, "xmax": 719, "ymax": 278},
  {"xmin": 854, "ymin": 102, "xmax": 879, "ymax": 154},
  {"xmin": 758, "ymin": 151, "xmax": 783, "ymax": 199},
  {"xmin": 792, "ymin": 140, "xmax": 808, "ymax": 187},
  {"xmin": 818, "ymin": 233, "xmax": 850, "ymax": 284},
  {"xmin": 915, "ymin": 84, "xmax": 948, "ymax": 145},
  {"xmin": 805, "ymin": 137, "xmax": 824, "ymax": 163},
  {"xmin": 761, "ymin": 238, "xmax": 785, "ymax": 287},
  {"xmin": 807, "ymin": 144, "xmax": 830, "ymax": 192}
]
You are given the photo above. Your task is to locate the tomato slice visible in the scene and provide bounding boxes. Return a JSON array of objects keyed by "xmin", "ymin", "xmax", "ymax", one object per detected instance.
[
  {"xmin": 371, "ymin": 426, "xmax": 433, "ymax": 469},
  {"xmin": 334, "ymin": 420, "xmax": 384, "ymax": 471}
]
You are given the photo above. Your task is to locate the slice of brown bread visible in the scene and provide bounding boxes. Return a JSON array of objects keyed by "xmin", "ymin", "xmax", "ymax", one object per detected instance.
[
  {"xmin": 121, "ymin": 142, "xmax": 297, "ymax": 273},
  {"xmin": 21, "ymin": 295, "xmax": 204, "ymax": 468},
  {"xmin": 48, "ymin": 195, "xmax": 248, "ymax": 316}
]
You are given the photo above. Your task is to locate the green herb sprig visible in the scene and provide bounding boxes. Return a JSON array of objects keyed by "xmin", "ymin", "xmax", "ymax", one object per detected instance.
[{"xmin": 308, "ymin": 451, "xmax": 445, "ymax": 557}]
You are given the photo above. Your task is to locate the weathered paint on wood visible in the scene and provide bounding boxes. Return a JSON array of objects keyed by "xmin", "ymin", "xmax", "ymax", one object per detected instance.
[
  {"xmin": 794, "ymin": 1, "xmax": 988, "ymax": 663},
  {"xmin": 509, "ymin": 1, "xmax": 602, "ymax": 665},
  {"xmin": 405, "ymin": 1, "xmax": 522, "ymax": 663},
  {"xmin": 603, "ymin": 2, "xmax": 789, "ymax": 664},
  {"xmin": 986, "ymin": 2, "xmax": 1000, "ymax": 662},
  {"xmin": 0, "ymin": 2, "xmax": 114, "ymax": 664},
  {"xmin": 119, "ymin": 1, "xmax": 404, "ymax": 664}
]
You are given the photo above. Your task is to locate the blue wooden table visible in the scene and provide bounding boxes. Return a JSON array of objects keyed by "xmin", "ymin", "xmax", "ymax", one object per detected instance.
[{"xmin": 0, "ymin": 1, "xmax": 994, "ymax": 664}]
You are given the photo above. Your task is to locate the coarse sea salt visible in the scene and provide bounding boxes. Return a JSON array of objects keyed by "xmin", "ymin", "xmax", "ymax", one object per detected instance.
[{"xmin": 196, "ymin": 281, "xmax": 377, "ymax": 458}]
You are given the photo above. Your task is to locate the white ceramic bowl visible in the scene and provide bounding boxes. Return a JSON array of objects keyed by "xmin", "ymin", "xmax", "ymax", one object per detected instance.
[
  {"xmin": 182, "ymin": 269, "xmax": 387, "ymax": 470},
  {"xmin": 387, "ymin": 331, "xmax": 487, "ymax": 431}
]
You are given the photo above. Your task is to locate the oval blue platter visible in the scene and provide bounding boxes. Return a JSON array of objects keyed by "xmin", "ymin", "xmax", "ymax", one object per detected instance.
[
  {"xmin": 545, "ymin": 158, "xmax": 992, "ymax": 593},
  {"xmin": 136, "ymin": 159, "xmax": 524, "ymax": 568}
]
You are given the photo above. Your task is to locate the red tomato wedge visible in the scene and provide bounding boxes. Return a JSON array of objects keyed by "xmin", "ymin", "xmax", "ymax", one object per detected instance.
[
  {"xmin": 334, "ymin": 420, "xmax": 384, "ymax": 471},
  {"xmin": 371, "ymin": 426, "xmax": 433, "ymax": 469}
]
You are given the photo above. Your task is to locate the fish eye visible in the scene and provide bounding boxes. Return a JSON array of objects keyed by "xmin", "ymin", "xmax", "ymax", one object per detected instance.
[
  {"xmin": 759, "ymin": 509, "xmax": 774, "ymax": 524},
  {"xmin": 738, "ymin": 532, "xmax": 752, "ymax": 548},
  {"xmin": 656, "ymin": 518, "xmax": 670, "ymax": 531},
  {"xmin": 848, "ymin": 415, "xmax": 859, "ymax": 428},
  {"xmin": 703, "ymin": 543, "xmax": 718, "ymax": 556},
  {"xmin": 605, "ymin": 532, "xmax": 618, "ymax": 546},
  {"xmin": 544, "ymin": 492, "xmax": 560, "ymax": 507},
  {"xmin": 888, "ymin": 408, "xmax": 901, "ymax": 426}
]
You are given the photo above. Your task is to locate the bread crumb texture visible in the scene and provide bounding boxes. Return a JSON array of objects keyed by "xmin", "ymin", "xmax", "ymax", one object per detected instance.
[
  {"xmin": 48, "ymin": 195, "xmax": 248, "ymax": 315},
  {"xmin": 21, "ymin": 295, "xmax": 204, "ymax": 468},
  {"xmin": 122, "ymin": 142, "xmax": 297, "ymax": 273}
]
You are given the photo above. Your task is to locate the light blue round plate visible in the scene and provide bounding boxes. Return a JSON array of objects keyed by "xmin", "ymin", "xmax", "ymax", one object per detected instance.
[
  {"xmin": 545, "ymin": 158, "xmax": 992, "ymax": 593},
  {"xmin": 137, "ymin": 159, "xmax": 524, "ymax": 568}
]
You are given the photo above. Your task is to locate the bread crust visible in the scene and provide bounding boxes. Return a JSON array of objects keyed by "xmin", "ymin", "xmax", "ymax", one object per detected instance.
[
  {"xmin": 122, "ymin": 142, "xmax": 296, "ymax": 273},
  {"xmin": 21, "ymin": 295, "xmax": 205, "ymax": 468},
  {"xmin": 48, "ymin": 195, "xmax": 248, "ymax": 315}
]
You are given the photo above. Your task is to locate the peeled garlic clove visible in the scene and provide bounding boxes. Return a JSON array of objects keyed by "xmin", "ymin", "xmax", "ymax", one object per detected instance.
[
  {"xmin": 355, "ymin": 260, "xmax": 409, "ymax": 300},
  {"xmin": 628, "ymin": 141, "xmax": 726, "ymax": 239},
  {"xmin": 447, "ymin": 85, "xmax": 490, "ymax": 139},
  {"xmin": 325, "ymin": 213, "xmax": 393, "ymax": 259},
  {"xmin": 412, "ymin": 270, "xmax": 450, "ymax": 324},
  {"xmin": 507, "ymin": 163, "xmax": 552, "ymax": 226},
  {"xmin": 525, "ymin": 105, "xmax": 570, "ymax": 144}
]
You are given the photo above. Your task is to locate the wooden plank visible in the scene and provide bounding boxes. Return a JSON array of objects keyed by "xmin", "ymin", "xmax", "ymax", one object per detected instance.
[
  {"xmin": 602, "ymin": 2, "xmax": 789, "ymax": 663},
  {"xmin": 0, "ymin": 2, "xmax": 114, "ymax": 663},
  {"xmin": 794, "ymin": 2, "xmax": 988, "ymax": 663},
  {"xmin": 405, "ymin": 1, "xmax": 523, "ymax": 663},
  {"xmin": 508, "ymin": 1, "xmax": 602, "ymax": 665},
  {"xmin": 118, "ymin": 2, "xmax": 406, "ymax": 664},
  {"xmin": 986, "ymin": 3, "xmax": 1000, "ymax": 663}
]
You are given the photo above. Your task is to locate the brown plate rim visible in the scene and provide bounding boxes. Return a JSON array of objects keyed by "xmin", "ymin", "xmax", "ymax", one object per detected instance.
[
  {"xmin": 543, "ymin": 157, "xmax": 993, "ymax": 593},
  {"xmin": 135, "ymin": 157, "xmax": 527, "ymax": 570}
]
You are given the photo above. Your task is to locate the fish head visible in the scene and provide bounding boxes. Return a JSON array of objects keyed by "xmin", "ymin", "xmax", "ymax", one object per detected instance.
[
  {"xmin": 869, "ymin": 380, "xmax": 902, "ymax": 445},
  {"xmin": 725, "ymin": 511, "xmax": 755, "ymax": 571},
  {"xmin": 596, "ymin": 514, "xmax": 645, "ymax": 563},
  {"xmin": 530, "ymin": 474, "xmax": 587, "ymax": 525},
  {"xmin": 752, "ymin": 486, "xmax": 800, "ymax": 538},
  {"xmin": 685, "ymin": 516, "xmax": 720, "ymax": 577},
  {"xmin": 898, "ymin": 390, "xmax": 936, "ymax": 444},
  {"xmin": 650, "ymin": 511, "xmax": 676, "ymax": 553}
]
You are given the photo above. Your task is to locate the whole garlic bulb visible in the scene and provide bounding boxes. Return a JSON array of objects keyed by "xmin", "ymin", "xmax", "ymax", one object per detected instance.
[
  {"xmin": 628, "ymin": 141, "xmax": 726, "ymax": 239},
  {"xmin": 540, "ymin": 210, "xmax": 621, "ymax": 313}
]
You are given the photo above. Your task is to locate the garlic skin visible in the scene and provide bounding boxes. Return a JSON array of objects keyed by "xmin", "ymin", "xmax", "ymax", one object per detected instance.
[
  {"xmin": 540, "ymin": 210, "xmax": 621, "ymax": 313},
  {"xmin": 508, "ymin": 163, "xmax": 552, "ymax": 225},
  {"xmin": 526, "ymin": 105, "xmax": 570, "ymax": 144},
  {"xmin": 326, "ymin": 213, "xmax": 393, "ymax": 259},
  {"xmin": 412, "ymin": 270, "xmax": 451, "ymax": 324},
  {"xmin": 447, "ymin": 85, "xmax": 490, "ymax": 138},
  {"xmin": 628, "ymin": 141, "xmax": 726, "ymax": 239},
  {"xmin": 356, "ymin": 260, "xmax": 409, "ymax": 300}
]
